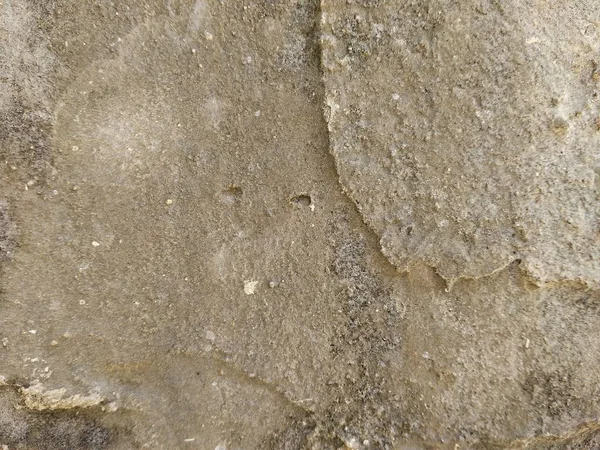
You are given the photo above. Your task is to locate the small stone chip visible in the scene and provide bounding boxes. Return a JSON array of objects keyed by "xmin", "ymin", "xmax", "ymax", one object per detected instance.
[{"xmin": 243, "ymin": 279, "xmax": 258, "ymax": 295}]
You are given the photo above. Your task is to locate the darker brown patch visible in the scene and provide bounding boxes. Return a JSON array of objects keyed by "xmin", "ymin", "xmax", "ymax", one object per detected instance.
[
  {"xmin": 265, "ymin": 416, "xmax": 316, "ymax": 450},
  {"xmin": 0, "ymin": 201, "xmax": 17, "ymax": 265},
  {"xmin": 522, "ymin": 370, "xmax": 577, "ymax": 419}
]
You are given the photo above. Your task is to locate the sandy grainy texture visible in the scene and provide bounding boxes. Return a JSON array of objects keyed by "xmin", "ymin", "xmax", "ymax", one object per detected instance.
[
  {"xmin": 0, "ymin": 1, "xmax": 599, "ymax": 449},
  {"xmin": 321, "ymin": 0, "xmax": 600, "ymax": 287}
]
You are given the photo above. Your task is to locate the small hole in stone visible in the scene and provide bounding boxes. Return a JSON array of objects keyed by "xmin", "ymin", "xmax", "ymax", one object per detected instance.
[
  {"xmin": 551, "ymin": 116, "xmax": 569, "ymax": 135},
  {"xmin": 290, "ymin": 194, "xmax": 312, "ymax": 207},
  {"xmin": 221, "ymin": 185, "xmax": 243, "ymax": 204}
]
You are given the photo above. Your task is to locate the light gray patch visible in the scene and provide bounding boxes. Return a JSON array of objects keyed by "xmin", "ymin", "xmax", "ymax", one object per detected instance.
[
  {"xmin": 321, "ymin": 0, "xmax": 600, "ymax": 287},
  {"xmin": 188, "ymin": 0, "xmax": 208, "ymax": 32}
]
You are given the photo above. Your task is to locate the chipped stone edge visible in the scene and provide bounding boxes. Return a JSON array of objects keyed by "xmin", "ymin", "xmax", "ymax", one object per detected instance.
[
  {"xmin": 507, "ymin": 421, "xmax": 600, "ymax": 449},
  {"xmin": 0, "ymin": 378, "xmax": 118, "ymax": 412},
  {"xmin": 18, "ymin": 381, "xmax": 106, "ymax": 411}
]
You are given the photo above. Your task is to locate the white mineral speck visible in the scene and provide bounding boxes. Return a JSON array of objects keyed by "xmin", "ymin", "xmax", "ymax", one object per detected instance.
[
  {"xmin": 106, "ymin": 402, "xmax": 118, "ymax": 412},
  {"xmin": 244, "ymin": 280, "xmax": 258, "ymax": 295},
  {"xmin": 344, "ymin": 437, "xmax": 360, "ymax": 449}
]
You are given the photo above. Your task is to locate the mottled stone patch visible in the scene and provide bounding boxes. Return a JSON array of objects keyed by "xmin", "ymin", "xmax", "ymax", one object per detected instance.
[{"xmin": 321, "ymin": 0, "xmax": 600, "ymax": 286}]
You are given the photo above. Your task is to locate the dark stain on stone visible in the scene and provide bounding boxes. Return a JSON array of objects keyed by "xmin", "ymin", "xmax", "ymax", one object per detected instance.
[
  {"xmin": 0, "ymin": 201, "xmax": 17, "ymax": 266},
  {"xmin": 264, "ymin": 416, "xmax": 316, "ymax": 450}
]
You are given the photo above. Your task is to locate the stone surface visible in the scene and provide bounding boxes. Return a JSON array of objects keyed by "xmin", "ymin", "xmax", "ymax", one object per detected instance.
[
  {"xmin": 0, "ymin": 1, "xmax": 599, "ymax": 449},
  {"xmin": 321, "ymin": 0, "xmax": 600, "ymax": 287}
]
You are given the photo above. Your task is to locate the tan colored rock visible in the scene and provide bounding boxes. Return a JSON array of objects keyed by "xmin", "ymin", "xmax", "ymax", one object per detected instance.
[
  {"xmin": 1, "ymin": 0, "xmax": 599, "ymax": 449},
  {"xmin": 19, "ymin": 382, "xmax": 104, "ymax": 411},
  {"xmin": 321, "ymin": 0, "xmax": 600, "ymax": 287}
]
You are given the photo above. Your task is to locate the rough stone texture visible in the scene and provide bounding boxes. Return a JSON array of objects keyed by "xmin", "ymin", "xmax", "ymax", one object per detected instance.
[
  {"xmin": 0, "ymin": 201, "xmax": 17, "ymax": 265},
  {"xmin": 321, "ymin": 0, "xmax": 600, "ymax": 287},
  {"xmin": 0, "ymin": 1, "xmax": 599, "ymax": 449}
]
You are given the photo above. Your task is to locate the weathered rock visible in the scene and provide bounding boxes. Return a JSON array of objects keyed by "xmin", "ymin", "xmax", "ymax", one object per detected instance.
[
  {"xmin": 321, "ymin": 0, "xmax": 600, "ymax": 287},
  {"xmin": 1, "ymin": 1, "xmax": 599, "ymax": 449}
]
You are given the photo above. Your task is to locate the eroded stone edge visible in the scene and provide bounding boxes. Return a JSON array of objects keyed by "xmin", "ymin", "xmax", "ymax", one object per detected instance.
[{"xmin": 316, "ymin": 2, "xmax": 599, "ymax": 292}]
